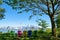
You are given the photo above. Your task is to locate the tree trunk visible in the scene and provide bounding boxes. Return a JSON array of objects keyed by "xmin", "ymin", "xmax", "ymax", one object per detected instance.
[{"xmin": 50, "ymin": 15, "xmax": 56, "ymax": 37}]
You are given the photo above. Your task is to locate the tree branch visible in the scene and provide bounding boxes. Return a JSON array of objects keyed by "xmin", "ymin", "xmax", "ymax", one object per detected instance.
[
  {"xmin": 46, "ymin": 0, "xmax": 51, "ymax": 16},
  {"xmin": 50, "ymin": 0, "xmax": 55, "ymax": 16},
  {"xmin": 35, "ymin": 2, "xmax": 48, "ymax": 15}
]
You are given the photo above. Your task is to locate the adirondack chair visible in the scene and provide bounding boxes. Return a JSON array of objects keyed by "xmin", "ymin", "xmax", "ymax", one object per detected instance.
[
  {"xmin": 33, "ymin": 30, "xmax": 38, "ymax": 37},
  {"xmin": 28, "ymin": 30, "xmax": 32, "ymax": 37},
  {"xmin": 9, "ymin": 30, "xmax": 15, "ymax": 37},
  {"xmin": 23, "ymin": 30, "xmax": 27, "ymax": 37},
  {"xmin": 18, "ymin": 30, "xmax": 22, "ymax": 37}
]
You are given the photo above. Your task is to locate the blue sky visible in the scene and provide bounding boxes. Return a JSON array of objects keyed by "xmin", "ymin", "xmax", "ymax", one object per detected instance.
[{"xmin": 0, "ymin": 3, "xmax": 51, "ymax": 28}]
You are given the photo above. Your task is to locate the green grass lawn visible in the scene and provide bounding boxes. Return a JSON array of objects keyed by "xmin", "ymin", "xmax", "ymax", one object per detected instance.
[{"xmin": 0, "ymin": 36, "xmax": 60, "ymax": 40}]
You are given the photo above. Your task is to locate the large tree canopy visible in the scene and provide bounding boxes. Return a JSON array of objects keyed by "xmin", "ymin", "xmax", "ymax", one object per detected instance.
[
  {"xmin": 3, "ymin": 0, "xmax": 60, "ymax": 14},
  {"xmin": 3, "ymin": 0, "xmax": 60, "ymax": 37}
]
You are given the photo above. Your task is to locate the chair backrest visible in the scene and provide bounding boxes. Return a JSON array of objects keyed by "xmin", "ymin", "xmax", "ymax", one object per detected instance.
[
  {"xmin": 10, "ymin": 30, "xmax": 15, "ymax": 37},
  {"xmin": 33, "ymin": 30, "xmax": 37, "ymax": 37},
  {"xmin": 28, "ymin": 30, "xmax": 32, "ymax": 37},
  {"xmin": 23, "ymin": 30, "xmax": 27, "ymax": 37},
  {"xmin": 18, "ymin": 30, "xmax": 22, "ymax": 37}
]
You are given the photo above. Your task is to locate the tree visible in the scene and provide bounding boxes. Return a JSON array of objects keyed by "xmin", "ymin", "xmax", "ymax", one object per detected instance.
[
  {"xmin": 56, "ymin": 14, "xmax": 60, "ymax": 28},
  {"xmin": 0, "ymin": 0, "xmax": 5, "ymax": 20},
  {"xmin": 4, "ymin": 0, "xmax": 60, "ymax": 37},
  {"xmin": 37, "ymin": 19, "xmax": 48, "ymax": 31}
]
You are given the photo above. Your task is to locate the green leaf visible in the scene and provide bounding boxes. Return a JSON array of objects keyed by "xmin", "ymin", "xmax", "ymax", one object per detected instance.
[
  {"xmin": 39, "ymin": 14, "xmax": 42, "ymax": 16},
  {"xmin": 0, "ymin": 8, "xmax": 5, "ymax": 20},
  {"xmin": 0, "ymin": 14, "xmax": 4, "ymax": 19},
  {"xmin": 0, "ymin": 0, "xmax": 2, "ymax": 4},
  {"xmin": 29, "ymin": 15, "xmax": 33, "ymax": 20},
  {"xmin": 18, "ymin": 11, "xmax": 23, "ymax": 14},
  {"xmin": 33, "ymin": 12, "xmax": 37, "ymax": 15},
  {"xmin": 0, "ymin": 8, "xmax": 5, "ymax": 12},
  {"xmin": 20, "ymin": 0, "xmax": 25, "ymax": 2},
  {"xmin": 13, "ymin": 0, "xmax": 17, "ymax": 4}
]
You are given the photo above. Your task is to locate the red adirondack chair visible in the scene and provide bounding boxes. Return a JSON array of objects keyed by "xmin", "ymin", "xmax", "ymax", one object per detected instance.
[{"xmin": 18, "ymin": 30, "xmax": 22, "ymax": 37}]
